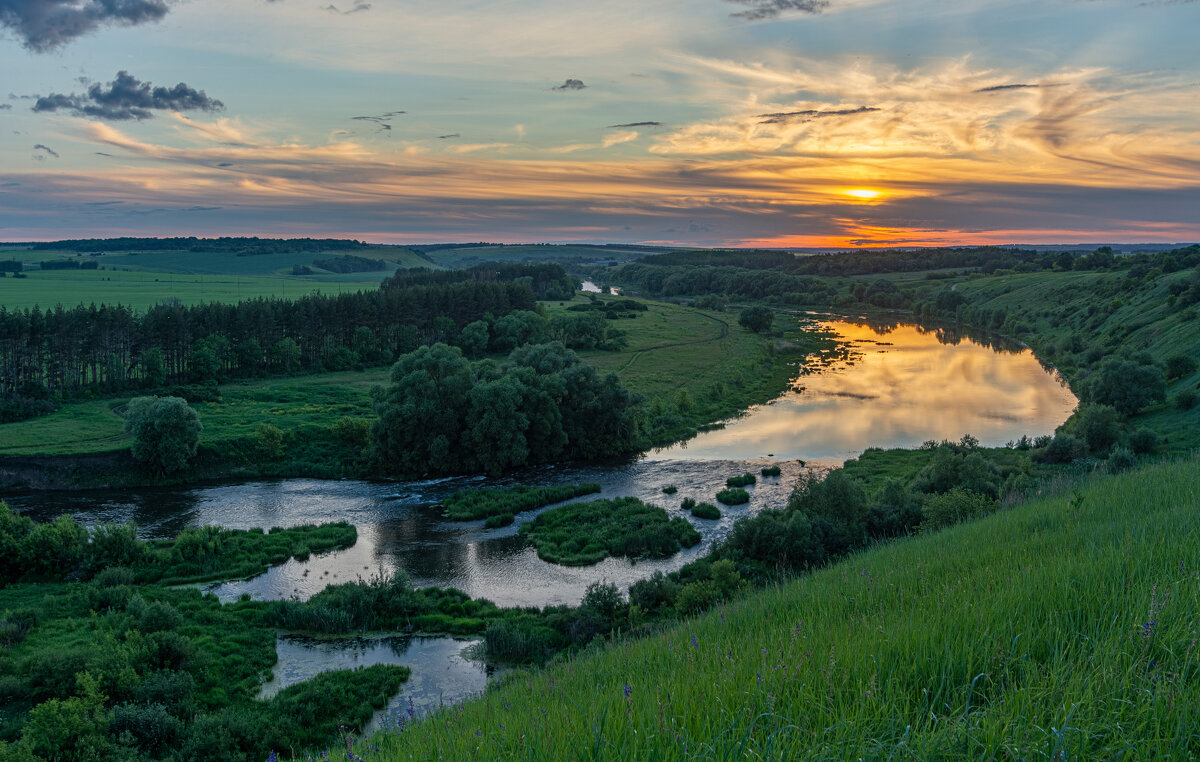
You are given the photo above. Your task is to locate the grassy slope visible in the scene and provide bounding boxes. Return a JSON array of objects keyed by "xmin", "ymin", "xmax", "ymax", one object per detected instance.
[
  {"xmin": 917, "ymin": 269, "xmax": 1200, "ymax": 450},
  {"xmin": 369, "ymin": 457, "xmax": 1199, "ymax": 760}
]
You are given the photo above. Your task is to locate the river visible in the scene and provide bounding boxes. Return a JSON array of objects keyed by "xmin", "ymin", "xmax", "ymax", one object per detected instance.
[{"xmin": 3, "ymin": 317, "xmax": 1078, "ymax": 721}]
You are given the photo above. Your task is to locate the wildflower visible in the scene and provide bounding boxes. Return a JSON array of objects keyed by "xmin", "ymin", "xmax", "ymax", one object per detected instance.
[
  {"xmin": 268, "ymin": 752, "xmax": 278, "ymax": 762},
  {"xmin": 690, "ymin": 633, "xmax": 699, "ymax": 650},
  {"xmin": 622, "ymin": 683, "xmax": 632, "ymax": 700}
]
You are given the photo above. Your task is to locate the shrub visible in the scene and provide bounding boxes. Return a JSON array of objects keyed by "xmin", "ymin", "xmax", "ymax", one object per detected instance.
[
  {"xmin": 738, "ymin": 306, "xmax": 774, "ymax": 333},
  {"xmin": 662, "ymin": 485, "xmax": 678, "ymax": 495},
  {"xmin": 680, "ymin": 497, "xmax": 696, "ymax": 511},
  {"xmin": 920, "ymin": 489, "xmax": 997, "ymax": 530},
  {"xmin": 1073, "ymin": 404, "xmax": 1122, "ymax": 453},
  {"xmin": 1177, "ymin": 389, "xmax": 1197, "ymax": 411},
  {"xmin": 716, "ymin": 488, "xmax": 750, "ymax": 505},
  {"xmin": 1106, "ymin": 446, "xmax": 1136, "ymax": 473},
  {"xmin": 725, "ymin": 473, "xmax": 757, "ymax": 488},
  {"xmin": 1128, "ymin": 427, "xmax": 1159, "ymax": 454},
  {"xmin": 1034, "ymin": 433, "xmax": 1082, "ymax": 465},
  {"xmin": 691, "ymin": 502, "xmax": 721, "ymax": 520},
  {"xmin": 1166, "ymin": 354, "xmax": 1198, "ymax": 380},
  {"xmin": 760, "ymin": 465, "xmax": 782, "ymax": 476}
]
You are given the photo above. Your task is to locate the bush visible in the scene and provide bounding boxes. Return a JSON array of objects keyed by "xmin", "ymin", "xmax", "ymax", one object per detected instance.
[
  {"xmin": 1087, "ymin": 358, "xmax": 1166, "ymax": 415},
  {"xmin": 920, "ymin": 489, "xmax": 997, "ymax": 530},
  {"xmin": 680, "ymin": 498, "xmax": 696, "ymax": 511},
  {"xmin": 1166, "ymin": 354, "xmax": 1198, "ymax": 380},
  {"xmin": 1128, "ymin": 427, "xmax": 1159, "ymax": 454},
  {"xmin": 1177, "ymin": 389, "xmax": 1197, "ymax": 411},
  {"xmin": 716, "ymin": 488, "xmax": 750, "ymax": 505},
  {"xmin": 661, "ymin": 485, "xmax": 678, "ymax": 495},
  {"xmin": 1073, "ymin": 404, "xmax": 1122, "ymax": 453},
  {"xmin": 1106, "ymin": 446, "xmax": 1136, "ymax": 473},
  {"xmin": 690, "ymin": 502, "xmax": 721, "ymax": 520},
  {"xmin": 738, "ymin": 306, "xmax": 774, "ymax": 333},
  {"xmin": 760, "ymin": 465, "xmax": 781, "ymax": 476},
  {"xmin": 1034, "ymin": 433, "xmax": 1082, "ymax": 465}
]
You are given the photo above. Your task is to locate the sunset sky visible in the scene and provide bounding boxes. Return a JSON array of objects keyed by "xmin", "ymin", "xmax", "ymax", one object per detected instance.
[{"xmin": 2, "ymin": 0, "xmax": 1198, "ymax": 247}]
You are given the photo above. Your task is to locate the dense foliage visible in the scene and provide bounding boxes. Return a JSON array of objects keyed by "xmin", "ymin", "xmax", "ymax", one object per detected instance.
[
  {"xmin": 0, "ymin": 278, "xmax": 538, "ymax": 417},
  {"xmin": 373, "ymin": 342, "xmax": 640, "ymax": 476},
  {"xmin": 0, "ymin": 505, "xmax": 394, "ymax": 761},
  {"xmin": 440, "ymin": 483, "xmax": 602, "ymax": 521},
  {"xmin": 518, "ymin": 497, "xmax": 701, "ymax": 566},
  {"xmin": 124, "ymin": 396, "xmax": 202, "ymax": 474}
]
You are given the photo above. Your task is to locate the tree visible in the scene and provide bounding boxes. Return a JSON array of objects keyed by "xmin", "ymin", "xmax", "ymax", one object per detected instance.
[
  {"xmin": 1088, "ymin": 358, "xmax": 1167, "ymax": 415},
  {"xmin": 372, "ymin": 343, "xmax": 475, "ymax": 476},
  {"xmin": 123, "ymin": 396, "xmax": 202, "ymax": 474},
  {"xmin": 1073, "ymin": 403, "xmax": 1121, "ymax": 453},
  {"xmin": 738, "ymin": 306, "xmax": 774, "ymax": 333}
]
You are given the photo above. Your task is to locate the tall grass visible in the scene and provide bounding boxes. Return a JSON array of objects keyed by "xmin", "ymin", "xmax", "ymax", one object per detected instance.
[{"xmin": 364, "ymin": 457, "xmax": 1200, "ymax": 760}]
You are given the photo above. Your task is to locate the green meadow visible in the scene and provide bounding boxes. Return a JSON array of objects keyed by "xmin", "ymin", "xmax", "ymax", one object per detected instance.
[
  {"xmin": 0, "ymin": 268, "xmax": 381, "ymax": 311},
  {"xmin": 362, "ymin": 456, "xmax": 1200, "ymax": 760}
]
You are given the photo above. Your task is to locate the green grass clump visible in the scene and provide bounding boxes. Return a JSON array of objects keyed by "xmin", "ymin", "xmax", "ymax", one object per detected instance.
[
  {"xmin": 518, "ymin": 497, "xmax": 702, "ymax": 566},
  {"xmin": 366, "ymin": 457, "xmax": 1200, "ymax": 760},
  {"xmin": 680, "ymin": 497, "xmax": 696, "ymax": 511},
  {"xmin": 725, "ymin": 472, "xmax": 757, "ymax": 487},
  {"xmin": 484, "ymin": 513, "xmax": 515, "ymax": 528},
  {"xmin": 690, "ymin": 502, "xmax": 721, "ymax": 520},
  {"xmin": 661, "ymin": 484, "xmax": 678, "ymax": 495},
  {"xmin": 441, "ymin": 483, "xmax": 602, "ymax": 521},
  {"xmin": 760, "ymin": 465, "xmax": 782, "ymax": 476},
  {"xmin": 715, "ymin": 487, "xmax": 750, "ymax": 505}
]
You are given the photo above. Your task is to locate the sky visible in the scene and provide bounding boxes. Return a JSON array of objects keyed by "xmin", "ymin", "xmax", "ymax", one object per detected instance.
[{"xmin": 1, "ymin": 0, "xmax": 1198, "ymax": 248}]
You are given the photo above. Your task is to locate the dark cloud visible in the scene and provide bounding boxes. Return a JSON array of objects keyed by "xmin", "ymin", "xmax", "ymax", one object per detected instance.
[
  {"xmin": 438, "ymin": 133, "xmax": 461, "ymax": 139},
  {"xmin": 94, "ymin": 151, "xmax": 112, "ymax": 156},
  {"xmin": 0, "ymin": 0, "xmax": 169, "ymax": 52},
  {"xmin": 0, "ymin": 104, "xmax": 10, "ymax": 110},
  {"xmin": 975, "ymin": 83, "xmax": 1064, "ymax": 93},
  {"xmin": 607, "ymin": 121, "xmax": 663, "ymax": 128},
  {"xmin": 553, "ymin": 79, "xmax": 587, "ymax": 91},
  {"xmin": 31, "ymin": 70, "xmax": 223, "ymax": 120},
  {"xmin": 351, "ymin": 111, "xmax": 403, "ymax": 133},
  {"xmin": 756, "ymin": 105, "xmax": 878, "ymax": 124},
  {"xmin": 324, "ymin": 1, "xmax": 369, "ymax": 14},
  {"xmin": 724, "ymin": 0, "xmax": 830, "ymax": 21},
  {"xmin": 33, "ymin": 143, "xmax": 58, "ymax": 157}
]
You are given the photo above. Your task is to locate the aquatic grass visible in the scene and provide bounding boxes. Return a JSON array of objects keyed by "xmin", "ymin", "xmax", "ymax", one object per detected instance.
[
  {"xmin": 441, "ymin": 483, "xmax": 602, "ymax": 521},
  {"xmin": 689, "ymin": 502, "xmax": 721, "ymax": 520},
  {"xmin": 725, "ymin": 473, "xmax": 757, "ymax": 488},
  {"xmin": 362, "ymin": 457, "xmax": 1200, "ymax": 760},
  {"xmin": 518, "ymin": 497, "xmax": 702, "ymax": 566},
  {"xmin": 760, "ymin": 465, "xmax": 782, "ymax": 477},
  {"xmin": 715, "ymin": 488, "xmax": 750, "ymax": 505}
]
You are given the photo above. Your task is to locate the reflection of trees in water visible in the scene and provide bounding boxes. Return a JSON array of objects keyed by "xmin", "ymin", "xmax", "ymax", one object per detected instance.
[{"xmin": 830, "ymin": 314, "xmax": 1027, "ymax": 354}]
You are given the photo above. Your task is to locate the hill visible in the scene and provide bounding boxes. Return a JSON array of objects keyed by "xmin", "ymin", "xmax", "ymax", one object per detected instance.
[{"xmin": 363, "ymin": 456, "xmax": 1199, "ymax": 760}]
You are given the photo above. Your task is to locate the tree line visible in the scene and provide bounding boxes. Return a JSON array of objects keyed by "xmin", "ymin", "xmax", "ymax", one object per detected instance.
[{"xmin": 0, "ymin": 264, "xmax": 576, "ymax": 422}]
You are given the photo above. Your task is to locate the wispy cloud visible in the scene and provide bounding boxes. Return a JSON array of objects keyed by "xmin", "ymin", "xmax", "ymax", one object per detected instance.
[
  {"xmin": 756, "ymin": 105, "xmax": 879, "ymax": 124},
  {"xmin": 0, "ymin": 0, "xmax": 169, "ymax": 52},
  {"xmin": 553, "ymin": 79, "xmax": 587, "ymax": 91},
  {"xmin": 32, "ymin": 71, "xmax": 223, "ymax": 121},
  {"xmin": 324, "ymin": 1, "xmax": 370, "ymax": 14},
  {"xmin": 607, "ymin": 121, "xmax": 663, "ymax": 128},
  {"xmin": 32, "ymin": 143, "xmax": 58, "ymax": 158},
  {"xmin": 724, "ymin": 0, "xmax": 830, "ymax": 21}
]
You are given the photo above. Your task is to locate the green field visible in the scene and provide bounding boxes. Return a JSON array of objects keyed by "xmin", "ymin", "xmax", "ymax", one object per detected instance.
[
  {"xmin": 0, "ymin": 370, "xmax": 386, "ymax": 456},
  {"xmin": 363, "ymin": 456, "xmax": 1200, "ymax": 760},
  {"xmin": 0, "ymin": 268, "xmax": 382, "ymax": 311}
]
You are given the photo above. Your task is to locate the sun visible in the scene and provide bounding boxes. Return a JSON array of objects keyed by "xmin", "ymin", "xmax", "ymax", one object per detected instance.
[{"xmin": 842, "ymin": 188, "xmax": 884, "ymax": 201}]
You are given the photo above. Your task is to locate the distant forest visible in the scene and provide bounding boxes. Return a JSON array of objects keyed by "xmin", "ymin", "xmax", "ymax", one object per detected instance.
[{"xmin": 0, "ymin": 264, "xmax": 576, "ymax": 421}]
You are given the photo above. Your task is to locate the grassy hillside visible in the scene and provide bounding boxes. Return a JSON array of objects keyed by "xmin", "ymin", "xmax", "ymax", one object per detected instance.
[
  {"xmin": 363, "ymin": 456, "xmax": 1199, "ymax": 760},
  {"xmin": 921, "ymin": 268, "xmax": 1200, "ymax": 450}
]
